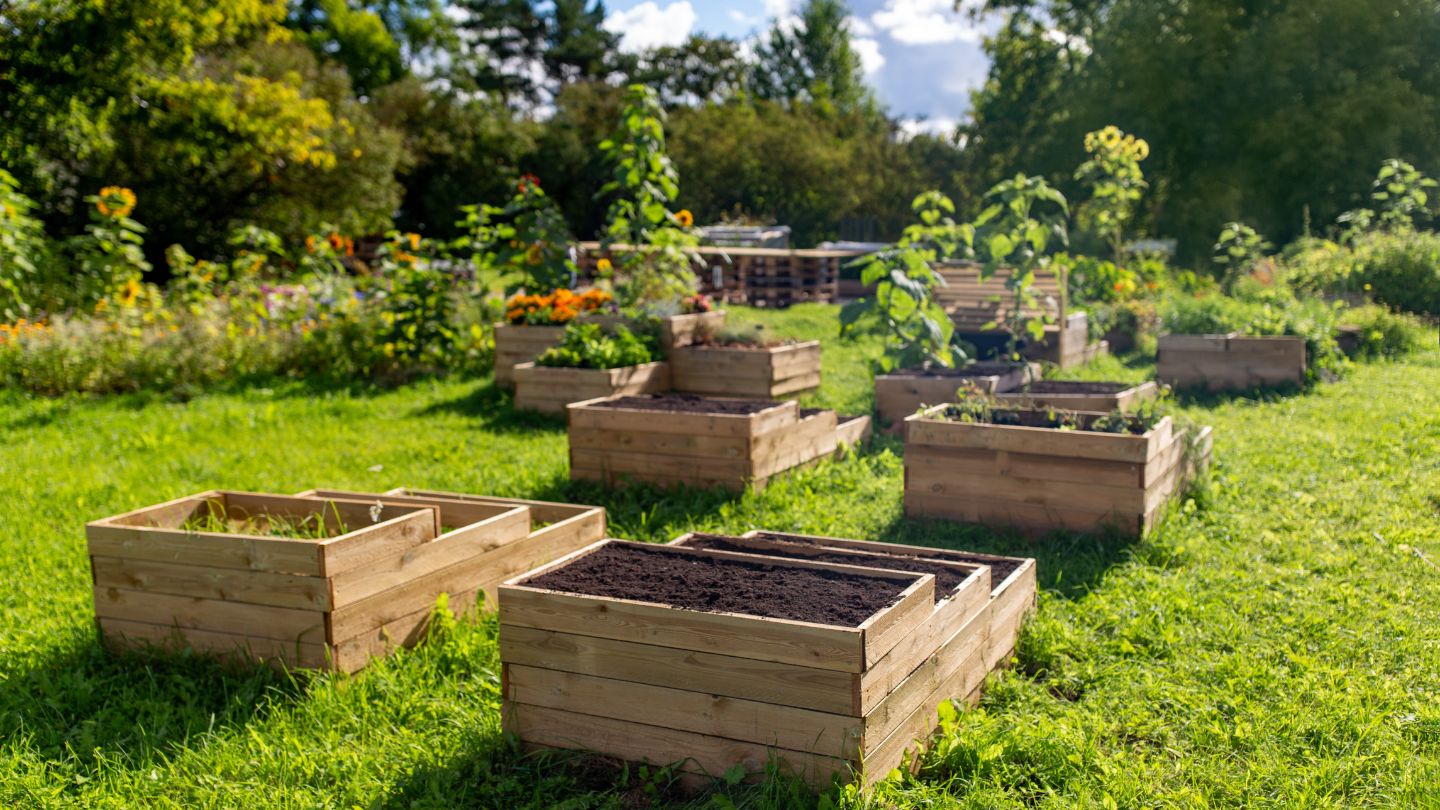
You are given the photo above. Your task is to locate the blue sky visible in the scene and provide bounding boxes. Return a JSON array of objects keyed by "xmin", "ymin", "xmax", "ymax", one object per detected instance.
[{"xmin": 600, "ymin": 0, "xmax": 995, "ymax": 133}]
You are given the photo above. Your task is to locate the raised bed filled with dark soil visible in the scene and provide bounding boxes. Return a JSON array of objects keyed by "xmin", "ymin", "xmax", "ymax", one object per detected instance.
[
  {"xmin": 903, "ymin": 403, "xmax": 1214, "ymax": 536},
  {"xmin": 874, "ymin": 362, "xmax": 1039, "ymax": 427},
  {"xmin": 567, "ymin": 395, "xmax": 864, "ymax": 490},
  {"xmin": 499, "ymin": 538, "xmax": 942, "ymax": 785},
  {"xmin": 992, "ymin": 380, "xmax": 1159, "ymax": 413},
  {"xmin": 670, "ymin": 339, "xmax": 822, "ymax": 398}
]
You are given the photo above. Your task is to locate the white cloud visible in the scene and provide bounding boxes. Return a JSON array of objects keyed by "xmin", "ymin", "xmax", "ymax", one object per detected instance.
[
  {"xmin": 603, "ymin": 1, "xmax": 697, "ymax": 52},
  {"xmin": 899, "ymin": 116, "xmax": 959, "ymax": 139},
  {"xmin": 728, "ymin": 8, "xmax": 762, "ymax": 27},
  {"xmin": 764, "ymin": 0, "xmax": 797, "ymax": 17},
  {"xmin": 847, "ymin": 15, "xmax": 875, "ymax": 37},
  {"xmin": 871, "ymin": 0, "xmax": 982, "ymax": 45},
  {"xmin": 853, "ymin": 37, "xmax": 885, "ymax": 75}
]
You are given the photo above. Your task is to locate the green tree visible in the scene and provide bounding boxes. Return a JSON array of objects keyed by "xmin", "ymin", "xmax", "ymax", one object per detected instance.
[
  {"xmin": 628, "ymin": 36, "xmax": 748, "ymax": 107},
  {"xmin": 752, "ymin": 0, "xmax": 873, "ymax": 113}
]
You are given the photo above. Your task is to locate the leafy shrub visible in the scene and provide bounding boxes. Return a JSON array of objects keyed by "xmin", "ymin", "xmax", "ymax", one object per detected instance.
[
  {"xmin": 1285, "ymin": 231, "xmax": 1440, "ymax": 316},
  {"xmin": 1161, "ymin": 284, "xmax": 1348, "ymax": 382},
  {"xmin": 1337, "ymin": 303, "xmax": 1432, "ymax": 359},
  {"xmin": 534, "ymin": 322, "xmax": 655, "ymax": 370}
]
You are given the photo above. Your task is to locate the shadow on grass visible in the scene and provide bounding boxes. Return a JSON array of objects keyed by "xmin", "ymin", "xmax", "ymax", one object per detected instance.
[
  {"xmin": 872, "ymin": 514, "xmax": 1142, "ymax": 601},
  {"xmin": 0, "ymin": 631, "xmax": 312, "ymax": 777},
  {"xmin": 413, "ymin": 380, "xmax": 574, "ymax": 436},
  {"xmin": 1169, "ymin": 381, "xmax": 1311, "ymax": 409},
  {"xmin": 524, "ymin": 475, "xmax": 746, "ymax": 543}
]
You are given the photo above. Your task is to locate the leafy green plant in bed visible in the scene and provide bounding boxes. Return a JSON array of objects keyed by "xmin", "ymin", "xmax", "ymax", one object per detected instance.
[
  {"xmin": 840, "ymin": 190, "xmax": 973, "ymax": 371},
  {"xmin": 534, "ymin": 321, "xmax": 656, "ymax": 370}
]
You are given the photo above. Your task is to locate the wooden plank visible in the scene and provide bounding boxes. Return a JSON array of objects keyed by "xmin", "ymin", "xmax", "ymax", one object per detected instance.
[
  {"xmin": 858, "ymin": 586, "xmax": 990, "ymax": 714},
  {"xmin": 1157, "ymin": 333, "xmax": 1234, "ymax": 351},
  {"xmin": 384, "ymin": 489, "xmax": 606, "ymax": 532},
  {"xmin": 905, "ymin": 410, "xmax": 1166, "ymax": 464},
  {"xmin": 568, "ymin": 426, "xmax": 749, "ymax": 459},
  {"xmin": 92, "ymin": 586, "xmax": 326, "ymax": 642},
  {"xmin": 993, "ymin": 381, "xmax": 1158, "ymax": 413},
  {"xmin": 331, "ymin": 586, "xmax": 483, "ymax": 673},
  {"xmin": 504, "ymin": 702, "xmax": 850, "ymax": 786},
  {"xmin": 85, "ymin": 523, "xmax": 324, "ymax": 576},
  {"xmin": 835, "ymin": 415, "xmax": 872, "ymax": 447},
  {"xmin": 904, "ymin": 461, "xmax": 1147, "ymax": 515},
  {"xmin": 474, "ymin": 514, "xmax": 609, "ymax": 607},
  {"xmin": 328, "ymin": 506, "xmax": 529, "ymax": 608},
  {"xmin": 567, "ymin": 397, "xmax": 798, "ymax": 438},
  {"xmin": 98, "ymin": 618, "xmax": 331, "ymax": 670},
  {"xmin": 90, "ymin": 556, "xmax": 332, "ymax": 610},
  {"xmin": 903, "ymin": 490, "xmax": 1135, "ymax": 536},
  {"xmin": 752, "ymin": 411, "xmax": 838, "ymax": 478},
  {"xmin": 318, "ymin": 507, "xmax": 438, "ymax": 578},
  {"xmin": 569, "ymin": 447, "xmax": 752, "ymax": 480},
  {"xmin": 861, "ymin": 605, "xmax": 990, "ymax": 756},
  {"xmin": 499, "ymin": 585, "xmax": 867, "ymax": 672},
  {"xmin": 505, "ymin": 664, "xmax": 862, "ymax": 757},
  {"xmin": 499, "ymin": 624, "xmax": 858, "ymax": 714},
  {"xmin": 906, "ymin": 445, "xmax": 1143, "ymax": 490}
]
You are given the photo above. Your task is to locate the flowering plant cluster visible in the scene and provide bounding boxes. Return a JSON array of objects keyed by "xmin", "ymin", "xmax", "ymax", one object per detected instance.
[
  {"xmin": 680, "ymin": 293, "xmax": 713, "ymax": 314},
  {"xmin": 505, "ymin": 288, "xmax": 611, "ymax": 326}
]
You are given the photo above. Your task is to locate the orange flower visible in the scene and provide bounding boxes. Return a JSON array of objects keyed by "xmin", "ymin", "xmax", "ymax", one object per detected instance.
[
  {"xmin": 675, "ymin": 209, "xmax": 694, "ymax": 228},
  {"xmin": 327, "ymin": 232, "xmax": 344, "ymax": 251},
  {"xmin": 305, "ymin": 235, "xmax": 317, "ymax": 254},
  {"xmin": 517, "ymin": 173, "xmax": 541, "ymax": 194},
  {"xmin": 344, "ymin": 237, "xmax": 355, "ymax": 257},
  {"xmin": 96, "ymin": 186, "xmax": 137, "ymax": 218},
  {"xmin": 406, "ymin": 232, "xmax": 420, "ymax": 250}
]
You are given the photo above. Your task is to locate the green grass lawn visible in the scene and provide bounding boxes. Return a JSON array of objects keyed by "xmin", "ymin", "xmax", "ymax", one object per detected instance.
[{"xmin": 3, "ymin": 305, "xmax": 1439, "ymax": 808}]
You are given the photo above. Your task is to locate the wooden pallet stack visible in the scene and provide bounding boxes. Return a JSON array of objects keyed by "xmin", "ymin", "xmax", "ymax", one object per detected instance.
[
  {"xmin": 87, "ymin": 489, "xmax": 605, "ymax": 672},
  {"xmin": 575, "ymin": 243, "xmax": 862, "ymax": 307},
  {"xmin": 499, "ymin": 532, "xmax": 1037, "ymax": 787}
]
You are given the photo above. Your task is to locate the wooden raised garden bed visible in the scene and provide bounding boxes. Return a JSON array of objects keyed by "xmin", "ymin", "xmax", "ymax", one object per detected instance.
[
  {"xmin": 494, "ymin": 323, "xmax": 566, "ymax": 390},
  {"xmin": 992, "ymin": 380, "xmax": 1159, "ymax": 413},
  {"xmin": 512, "ymin": 361, "xmax": 670, "ymax": 415},
  {"xmin": 875, "ymin": 362, "xmax": 1039, "ymax": 428},
  {"xmin": 904, "ymin": 406, "xmax": 1214, "ymax": 536},
  {"xmin": 670, "ymin": 339, "xmax": 822, "ymax": 398},
  {"xmin": 87, "ymin": 490, "xmax": 532, "ymax": 672},
  {"xmin": 567, "ymin": 395, "xmax": 869, "ymax": 490},
  {"xmin": 499, "ymin": 537, "xmax": 1009, "ymax": 786},
  {"xmin": 1156, "ymin": 333, "xmax": 1306, "ymax": 391},
  {"xmin": 496, "ymin": 312, "xmax": 725, "ymax": 390}
]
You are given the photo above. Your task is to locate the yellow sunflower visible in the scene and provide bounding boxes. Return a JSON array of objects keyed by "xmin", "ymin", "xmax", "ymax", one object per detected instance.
[
  {"xmin": 96, "ymin": 186, "xmax": 137, "ymax": 218},
  {"xmin": 675, "ymin": 209, "xmax": 694, "ymax": 228},
  {"xmin": 596, "ymin": 257, "xmax": 613, "ymax": 274}
]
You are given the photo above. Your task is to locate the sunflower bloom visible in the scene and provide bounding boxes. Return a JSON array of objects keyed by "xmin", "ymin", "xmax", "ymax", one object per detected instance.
[
  {"xmin": 675, "ymin": 209, "xmax": 694, "ymax": 228},
  {"xmin": 596, "ymin": 257, "xmax": 613, "ymax": 274},
  {"xmin": 96, "ymin": 186, "xmax": 137, "ymax": 218},
  {"xmin": 118, "ymin": 278, "xmax": 142, "ymax": 307}
]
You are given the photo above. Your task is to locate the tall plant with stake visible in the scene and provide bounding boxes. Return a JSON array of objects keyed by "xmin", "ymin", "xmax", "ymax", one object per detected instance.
[
  {"xmin": 972, "ymin": 174, "xmax": 1069, "ymax": 359},
  {"xmin": 840, "ymin": 191, "xmax": 973, "ymax": 371},
  {"xmin": 457, "ymin": 173, "xmax": 576, "ymax": 294},
  {"xmin": 596, "ymin": 85, "xmax": 699, "ymax": 308}
]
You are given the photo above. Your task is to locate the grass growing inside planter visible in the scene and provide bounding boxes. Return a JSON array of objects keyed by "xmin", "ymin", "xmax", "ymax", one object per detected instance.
[
  {"xmin": 179, "ymin": 501, "xmax": 353, "ymax": 540},
  {"xmin": 1, "ymin": 303, "xmax": 1438, "ymax": 807}
]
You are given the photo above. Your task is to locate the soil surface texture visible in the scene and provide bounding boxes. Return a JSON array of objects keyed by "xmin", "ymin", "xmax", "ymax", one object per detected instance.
[
  {"xmin": 892, "ymin": 362, "xmax": 1025, "ymax": 379},
  {"xmin": 593, "ymin": 394, "xmax": 782, "ymax": 415},
  {"xmin": 1015, "ymin": 381, "xmax": 1132, "ymax": 394},
  {"xmin": 523, "ymin": 542, "xmax": 910, "ymax": 625},
  {"xmin": 748, "ymin": 532, "xmax": 1024, "ymax": 590},
  {"xmin": 681, "ymin": 534, "xmax": 976, "ymax": 602}
]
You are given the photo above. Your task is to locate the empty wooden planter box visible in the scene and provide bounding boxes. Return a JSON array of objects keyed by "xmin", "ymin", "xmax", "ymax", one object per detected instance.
[
  {"xmin": 567, "ymin": 395, "xmax": 868, "ymax": 490},
  {"xmin": 304, "ymin": 488, "xmax": 607, "ymax": 607},
  {"xmin": 499, "ymin": 537, "xmax": 997, "ymax": 786},
  {"xmin": 875, "ymin": 362, "xmax": 1039, "ymax": 427},
  {"xmin": 904, "ymin": 407, "xmax": 1214, "ymax": 536},
  {"xmin": 992, "ymin": 380, "xmax": 1159, "ymax": 412},
  {"xmin": 513, "ymin": 361, "xmax": 671, "ymax": 414},
  {"xmin": 662, "ymin": 310, "xmax": 727, "ymax": 348},
  {"xmin": 1156, "ymin": 333, "xmax": 1307, "ymax": 391},
  {"xmin": 87, "ymin": 490, "xmax": 532, "ymax": 672},
  {"xmin": 670, "ymin": 340, "xmax": 822, "ymax": 398}
]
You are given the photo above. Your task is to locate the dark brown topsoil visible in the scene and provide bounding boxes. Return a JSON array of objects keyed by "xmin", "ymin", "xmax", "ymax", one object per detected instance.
[
  {"xmin": 523, "ymin": 542, "xmax": 910, "ymax": 626},
  {"xmin": 893, "ymin": 362, "xmax": 1026, "ymax": 379},
  {"xmin": 747, "ymin": 531, "xmax": 1023, "ymax": 589},
  {"xmin": 1016, "ymin": 381, "xmax": 1132, "ymax": 395},
  {"xmin": 681, "ymin": 534, "xmax": 975, "ymax": 602},
  {"xmin": 594, "ymin": 394, "xmax": 783, "ymax": 415}
]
